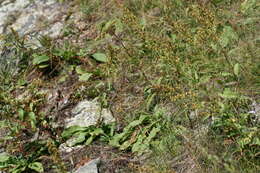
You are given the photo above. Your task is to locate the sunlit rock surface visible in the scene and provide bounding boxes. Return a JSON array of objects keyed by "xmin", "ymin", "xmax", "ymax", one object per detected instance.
[
  {"xmin": 65, "ymin": 100, "xmax": 115, "ymax": 128},
  {"xmin": 0, "ymin": 0, "xmax": 67, "ymax": 37}
]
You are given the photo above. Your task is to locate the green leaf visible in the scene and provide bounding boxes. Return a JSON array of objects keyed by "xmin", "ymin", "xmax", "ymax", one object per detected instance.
[
  {"xmin": 85, "ymin": 136, "xmax": 94, "ymax": 145},
  {"xmin": 70, "ymin": 132, "xmax": 87, "ymax": 146},
  {"xmin": 32, "ymin": 54, "xmax": 49, "ymax": 65},
  {"xmin": 109, "ymin": 133, "xmax": 126, "ymax": 147},
  {"xmin": 92, "ymin": 53, "xmax": 108, "ymax": 63},
  {"xmin": 28, "ymin": 162, "xmax": 44, "ymax": 173},
  {"xmin": 145, "ymin": 127, "xmax": 160, "ymax": 143},
  {"xmin": 62, "ymin": 126, "xmax": 88, "ymax": 139},
  {"xmin": 90, "ymin": 128, "xmax": 104, "ymax": 136},
  {"xmin": 120, "ymin": 138, "xmax": 137, "ymax": 150},
  {"xmin": 38, "ymin": 64, "xmax": 49, "ymax": 69},
  {"xmin": 11, "ymin": 166, "xmax": 26, "ymax": 173},
  {"xmin": 79, "ymin": 73, "xmax": 92, "ymax": 81},
  {"xmin": 18, "ymin": 108, "xmax": 25, "ymax": 121},
  {"xmin": 234, "ymin": 63, "xmax": 240, "ymax": 76},
  {"xmin": 146, "ymin": 93, "xmax": 156, "ymax": 111},
  {"xmin": 0, "ymin": 152, "xmax": 10, "ymax": 162},
  {"xmin": 131, "ymin": 133, "xmax": 147, "ymax": 153},
  {"xmin": 28, "ymin": 112, "xmax": 36, "ymax": 129},
  {"xmin": 109, "ymin": 115, "xmax": 149, "ymax": 147}
]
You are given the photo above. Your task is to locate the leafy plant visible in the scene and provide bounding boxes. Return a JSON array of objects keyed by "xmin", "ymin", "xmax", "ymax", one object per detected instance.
[
  {"xmin": 0, "ymin": 152, "xmax": 44, "ymax": 173},
  {"xmin": 92, "ymin": 53, "xmax": 108, "ymax": 63},
  {"xmin": 62, "ymin": 124, "xmax": 115, "ymax": 146},
  {"xmin": 32, "ymin": 54, "xmax": 50, "ymax": 69},
  {"xmin": 109, "ymin": 114, "xmax": 162, "ymax": 154},
  {"xmin": 75, "ymin": 65, "xmax": 93, "ymax": 81},
  {"xmin": 62, "ymin": 110, "xmax": 165, "ymax": 155}
]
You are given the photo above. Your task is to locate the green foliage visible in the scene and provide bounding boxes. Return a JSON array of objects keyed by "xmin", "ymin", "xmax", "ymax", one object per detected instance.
[
  {"xmin": 109, "ymin": 113, "xmax": 163, "ymax": 155},
  {"xmin": 92, "ymin": 53, "xmax": 108, "ymax": 63},
  {"xmin": 62, "ymin": 124, "xmax": 115, "ymax": 146},
  {"xmin": 1, "ymin": 0, "xmax": 259, "ymax": 172},
  {"xmin": 0, "ymin": 143, "xmax": 46, "ymax": 173},
  {"xmin": 62, "ymin": 111, "xmax": 165, "ymax": 155},
  {"xmin": 32, "ymin": 54, "xmax": 50, "ymax": 68}
]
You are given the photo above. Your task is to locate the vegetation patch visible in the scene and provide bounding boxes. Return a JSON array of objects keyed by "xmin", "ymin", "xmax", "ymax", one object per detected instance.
[{"xmin": 0, "ymin": 0, "xmax": 259, "ymax": 172}]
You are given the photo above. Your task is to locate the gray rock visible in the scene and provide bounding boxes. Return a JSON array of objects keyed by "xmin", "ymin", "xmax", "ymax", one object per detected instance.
[
  {"xmin": 74, "ymin": 158, "xmax": 100, "ymax": 173},
  {"xmin": 0, "ymin": 0, "xmax": 68, "ymax": 72},
  {"xmin": 249, "ymin": 101, "xmax": 260, "ymax": 124},
  {"xmin": 59, "ymin": 142, "xmax": 84, "ymax": 154},
  {"xmin": 0, "ymin": 0, "xmax": 66, "ymax": 36},
  {"xmin": 65, "ymin": 100, "xmax": 115, "ymax": 128}
]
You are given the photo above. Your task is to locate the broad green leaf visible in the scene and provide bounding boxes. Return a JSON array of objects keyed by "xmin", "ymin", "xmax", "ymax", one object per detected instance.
[
  {"xmin": 252, "ymin": 137, "xmax": 260, "ymax": 146},
  {"xmin": 11, "ymin": 166, "xmax": 26, "ymax": 173},
  {"xmin": 131, "ymin": 133, "xmax": 147, "ymax": 153},
  {"xmin": 18, "ymin": 108, "xmax": 24, "ymax": 121},
  {"xmin": 119, "ymin": 130, "xmax": 140, "ymax": 150},
  {"xmin": 28, "ymin": 112, "xmax": 36, "ymax": 129},
  {"xmin": 62, "ymin": 126, "xmax": 88, "ymax": 139},
  {"xmin": 90, "ymin": 128, "xmax": 104, "ymax": 136},
  {"xmin": 85, "ymin": 136, "xmax": 94, "ymax": 145},
  {"xmin": 128, "ymin": 115, "xmax": 149, "ymax": 128},
  {"xmin": 109, "ymin": 133, "xmax": 126, "ymax": 147},
  {"xmin": 70, "ymin": 132, "xmax": 87, "ymax": 146},
  {"xmin": 38, "ymin": 64, "xmax": 49, "ymax": 69},
  {"xmin": 32, "ymin": 54, "xmax": 49, "ymax": 65},
  {"xmin": 234, "ymin": 63, "xmax": 240, "ymax": 76},
  {"xmin": 120, "ymin": 139, "xmax": 136, "ymax": 150},
  {"xmin": 28, "ymin": 162, "xmax": 44, "ymax": 173},
  {"xmin": 0, "ymin": 152, "xmax": 10, "ymax": 162},
  {"xmin": 92, "ymin": 53, "xmax": 108, "ymax": 63},
  {"xmin": 79, "ymin": 73, "xmax": 92, "ymax": 81}
]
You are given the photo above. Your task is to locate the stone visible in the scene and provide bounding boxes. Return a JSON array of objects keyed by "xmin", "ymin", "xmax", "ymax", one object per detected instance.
[
  {"xmin": 0, "ymin": 0, "xmax": 66, "ymax": 36},
  {"xmin": 74, "ymin": 158, "xmax": 100, "ymax": 173},
  {"xmin": 59, "ymin": 142, "xmax": 84, "ymax": 154},
  {"xmin": 249, "ymin": 101, "xmax": 260, "ymax": 124},
  {"xmin": 65, "ymin": 100, "xmax": 115, "ymax": 128}
]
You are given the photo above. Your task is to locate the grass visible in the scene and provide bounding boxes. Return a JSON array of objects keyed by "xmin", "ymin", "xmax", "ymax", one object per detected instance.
[{"xmin": 0, "ymin": 0, "xmax": 259, "ymax": 172}]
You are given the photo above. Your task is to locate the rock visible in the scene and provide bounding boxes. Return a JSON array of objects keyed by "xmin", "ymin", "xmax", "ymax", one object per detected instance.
[
  {"xmin": 0, "ymin": 0, "xmax": 67, "ymax": 36},
  {"xmin": 59, "ymin": 142, "xmax": 84, "ymax": 154},
  {"xmin": 74, "ymin": 158, "xmax": 100, "ymax": 173},
  {"xmin": 65, "ymin": 100, "xmax": 115, "ymax": 128},
  {"xmin": 0, "ymin": 0, "xmax": 68, "ymax": 73},
  {"xmin": 249, "ymin": 101, "xmax": 260, "ymax": 124}
]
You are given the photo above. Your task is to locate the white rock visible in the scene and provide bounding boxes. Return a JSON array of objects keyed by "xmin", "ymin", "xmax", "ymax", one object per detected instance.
[
  {"xmin": 74, "ymin": 158, "xmax": 100, "ymax": 173},
  {"xmin": 66, "ymin": 100, "xmax": 115, "ymax": 128}
]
